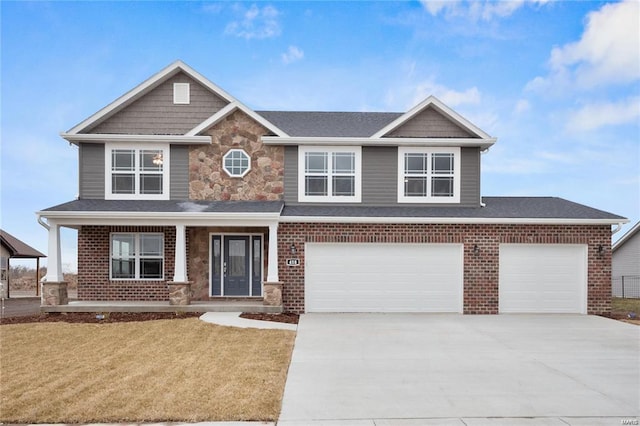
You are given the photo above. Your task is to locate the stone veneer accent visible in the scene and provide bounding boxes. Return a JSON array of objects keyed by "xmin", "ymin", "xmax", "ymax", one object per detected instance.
[
  {"xmin": 189, "ymin": 109, "xmax": 284, "ymax": 201},
  {"xmin": 41, "ymin": 282, "xmax": 68, "ymax": 306},
  {"xmin": 168, "ymin": 282, "xmax": 191, "ymax": 305},
  {"xmin": 77, "ymin": 226, "xmax": 177, "ymax": 301},
  {"xmin": 277, "ymin": 223, "xmax": 612, "ymax": 315}
]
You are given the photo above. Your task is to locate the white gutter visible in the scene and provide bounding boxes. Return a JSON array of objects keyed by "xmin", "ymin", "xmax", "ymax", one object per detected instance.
[
  {"xmin": 278, "ymin": 216, "xmax": 629, "ymax": 225},
  {"xmin": 262, "ymin": 136, "xmax": 496, "ymax": 149},
  {"xmin": 37, "ymin": 214, "xmax": 50, "ymax": 230},
  {"xmin": 60, "ymin": 133, "xmax": 212, "ymax": 145}
]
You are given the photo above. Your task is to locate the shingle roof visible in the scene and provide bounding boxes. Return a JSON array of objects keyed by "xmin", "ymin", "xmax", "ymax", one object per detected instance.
[
  {"xmin": 281, "ymin": 197, "xmax": 626, "ymax": 220},
  {"xmin": 0, "ymin": 229, "xmax": 46, "ymax": 258},
  {"xmin": 256, "ymin": 111, "xmax": 402, "ymax": 137},
  {"xmin": 42, "ymin": 199, "xmax": 284, "ymax": 213},
  {"xmin": 40, "ymin": 197, "xmax": 624, "ymax": 222}
]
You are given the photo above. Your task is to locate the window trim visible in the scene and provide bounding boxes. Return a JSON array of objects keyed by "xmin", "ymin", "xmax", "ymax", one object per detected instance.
[
  {"xmin": 297, "ymin": 146, "xmax": 362, "ymax": 203},
  {"xmin": 222, "ymin": 149, "xmax": 252, "ymax": 178},
  {"xmin": 397, "ymin": 147, "xmax": 460, "ymax": 204},
  {"xmin": 110, "ymin": 232, "xmax": 165, "ymax": 281},
  {"xmin": 105, "ymin": 143, "xmax": 170, "ymax": 200}
]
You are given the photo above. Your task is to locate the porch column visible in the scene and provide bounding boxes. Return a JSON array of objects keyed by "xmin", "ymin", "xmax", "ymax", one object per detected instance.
[
  {"xmin": 41, "ymin": 220, "xmax": 68, "ymax": 306},
  {"xmin": 172, "ymin": 224, "xmax": 188, "ymax": 283},
  {"xmin": 267, "ymin": 222, "xmax": 279, "ymax": 282},
  {"xmin": 44, "ymin": 221, "xmax": 64, "ymax": 282},
  {"xmin": 168, "ymin": 224, "xmax": 190, "ymax": 306}
]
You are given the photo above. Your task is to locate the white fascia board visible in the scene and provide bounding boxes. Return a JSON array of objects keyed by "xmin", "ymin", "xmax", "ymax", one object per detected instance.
[
  {"xmin": 278, "ymin": 216, "xmax": 629, "ymax": 225},
  {"xmin": 186, "ymin": 102, "xmax": 289, "ymax": 137},
  {"xmin": 262, "ymin": 136, "xmax": 496, "ymax": 149},
  {"xmin": 65, "ymin": 60, "xmax": 240, "ymax": 135},
  {"xmin": 36, "ymin": 210, "xmax": 281, "ymax": 227},
  {"xmin": 612, "ymin": 220, "xmax": 640, "ymax": 251},
  {"xmin": 61, "ymin": 133, "xmax": 211, "ymax": 145},
  {"xmin": 371, "ymin": 95, "xmax": 493, "ymax": 140}
]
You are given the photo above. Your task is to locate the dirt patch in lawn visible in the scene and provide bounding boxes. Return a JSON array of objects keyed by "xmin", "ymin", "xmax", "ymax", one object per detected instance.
[
  {"xmin": 0, "ymin": 311, "xmax": 202, "ymax": 325},
  {"xmin": 240, "ymin": 312, "xmax": 299, "ymax": 324},
  {"xmin": 0, "ymin": 318, "xmax": 295, "ymax": 423}
]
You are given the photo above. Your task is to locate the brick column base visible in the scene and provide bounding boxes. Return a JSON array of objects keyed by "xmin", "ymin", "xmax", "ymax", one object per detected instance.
[{"xmin": 41, "ymin": 282, "xmax": 69, "ymax": 306}]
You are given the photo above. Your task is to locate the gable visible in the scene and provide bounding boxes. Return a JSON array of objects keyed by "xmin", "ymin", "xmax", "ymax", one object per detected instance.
[
  {"xmin": 386, "ymin": 106, "xmax": 477, "ymax": 138},
  {"xmin": 85, "ymin": 72, "xmax": 229, "ymax": 135}
]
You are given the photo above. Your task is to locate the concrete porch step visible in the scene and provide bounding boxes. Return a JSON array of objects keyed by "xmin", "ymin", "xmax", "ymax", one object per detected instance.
[{"xmin": 41, "ymin": 300, "xmax": 283, "ymax": 314}]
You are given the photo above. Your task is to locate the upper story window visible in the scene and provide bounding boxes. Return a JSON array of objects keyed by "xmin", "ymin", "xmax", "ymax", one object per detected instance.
[
  {"xmin": 298, "ymin": 146, "xmax": 362, "ymax": 203},
  {"xmin": 111, "ymin": 232, "xmax": 164, "ymax": 280},
  {"xmin": 398, "ymin": 147, "xmax": 460, "ymax": 203},
  {"xmin": 105, "ymin": 143, "xmax": 169, "ymax": 200},
  {"xmin": 223, "ymin": 149, "xmax": 251, "ymax": 177},
  {"xmin": 173, "ymin": 83, "xmax": 190, "ymax": 104}
]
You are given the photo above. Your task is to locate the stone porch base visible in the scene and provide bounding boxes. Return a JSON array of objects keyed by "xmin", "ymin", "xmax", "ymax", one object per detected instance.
[{"xmin": 40, "ymin": 300, "xmax": 283, "ymax": 314}]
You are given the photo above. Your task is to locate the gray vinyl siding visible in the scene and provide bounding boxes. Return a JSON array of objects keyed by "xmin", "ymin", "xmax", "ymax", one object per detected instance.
[
  {"xmin": 86, "ymin": 72, "xmax": 228, "ymax": 135},
  {"xmin": 613, "ymin": 234, "xmax": 640, "ymax": 278},
  {"xmin": 284, "ymin": 146, "xmax": 299, "ymax": 204},
  {"xmin": 284, "ymin": 145, "xmax": 481, "ymax": 207},
  {"xmin": 78, "ymin": 143, "xmax": 105, "ymax": 199},
  {"xmin": 460, "ymin": 147, "xmax": 480, "ymax": 206},
  {"xmin": 170, "ymin": 145, "xmax": 189, "ymax": 200},
  {"xmin": 362, "ymin": 147, "xmax": 396, "ymax": 205},
  {"xmin": 388, "ymin": 107, "xmax": 476, "ymax": 138}
]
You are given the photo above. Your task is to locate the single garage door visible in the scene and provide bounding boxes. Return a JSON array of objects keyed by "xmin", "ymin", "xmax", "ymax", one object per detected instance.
[
  {"xmin": 305, "ymin": 243, "xmax": 463, "ymax": 313},
  {"xmin": 499, "ymin": 244, "xmax": 587, "ymax": 314}
]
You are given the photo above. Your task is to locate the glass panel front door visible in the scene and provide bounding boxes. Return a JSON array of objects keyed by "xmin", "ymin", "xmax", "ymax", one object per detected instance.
[{"xmin": 211, "ymin": 235, "xmax": 262, "ymax": 297}]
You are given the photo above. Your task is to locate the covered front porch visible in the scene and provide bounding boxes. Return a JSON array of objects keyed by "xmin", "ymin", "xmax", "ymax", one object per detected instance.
[{"xmin": 36, "ymin": 200, "xmax": 285, "ymax": 313}]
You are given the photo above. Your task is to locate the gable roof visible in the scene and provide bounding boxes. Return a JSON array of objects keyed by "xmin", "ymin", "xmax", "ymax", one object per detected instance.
[
  {"xmin": 613, "ymin": 221, "xmax": 640, "ymax": 252},
  {"xmin": 63, "ymin": 60, "xmax": 287, "ymax": 138},
  {"xmin": 0, "ymin": 229, "xmax": 45, "ymax": 258},
  {"xmin": 371, "ymin": 96, "xmax": 492, "ymax": 139}
]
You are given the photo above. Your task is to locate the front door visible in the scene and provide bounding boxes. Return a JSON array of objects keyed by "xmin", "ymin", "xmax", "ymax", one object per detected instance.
[{"xmin": 211, "ymin": 235, "xmax": 262, "ymax": 297}]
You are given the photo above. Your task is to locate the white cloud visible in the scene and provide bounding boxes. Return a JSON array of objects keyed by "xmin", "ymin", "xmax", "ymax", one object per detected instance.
[
  {"xmin": 566, "ymin": 97, "xmax": 640, "ymax": 132},
  {"xmin": 412, "ymin": 79, "xmax": 481, "ymax": 107},
  {"xmin": 420, "ymin": 0, "xmax": 549, "ymax": 21},
  {"xmin": 282, "ymin": 45, "xmax": 304, "ymax": 64},
  {"xmin": 530, "ymin": 0, "xmax": 640, "ymax": 91},
  {"xmin": 514, "ymin": 99, "xmax": 530, "ymax": 114},
  {"xmin": 224, "ymin": 4, "xmax": 281, "ymax": 40}
]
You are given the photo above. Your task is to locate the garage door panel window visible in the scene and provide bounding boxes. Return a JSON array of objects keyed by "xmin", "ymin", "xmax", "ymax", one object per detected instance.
[
  {"xmin": 398, "ymin": 147, "xmax": 460, "ymax": 203},
  {"xmin": 299, "ymin": 147, "xmax": 361, "ymax": 202}
]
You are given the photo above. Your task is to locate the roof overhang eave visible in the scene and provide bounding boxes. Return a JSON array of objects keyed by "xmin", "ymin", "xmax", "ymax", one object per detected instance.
[
  {"xmin": 262, "ymin": 136, "xmax": 496, "ymax": 149},
  {"xmin": 36, "ymin": 210, "xmax": 282, "ymax": 227},
  {"xmin": 60, "ymin": 133, "xmax": 212, "ymax": 145},
  {"xmin": 278, "ymin": 216, "xmax": 629, "ymax": 225}
]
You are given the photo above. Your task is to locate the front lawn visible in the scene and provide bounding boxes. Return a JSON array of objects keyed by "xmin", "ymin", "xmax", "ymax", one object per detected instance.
[
  {"xmin": 612, "ymin": 297, "xmax": 640, "ymax": 315},
  {"xmin": 0, "ymin": 318, "xmax": 295, "ymax": 423}
]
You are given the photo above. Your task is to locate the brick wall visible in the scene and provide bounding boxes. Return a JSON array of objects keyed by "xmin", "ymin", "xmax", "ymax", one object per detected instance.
[
  {"xmin": 277, "ymin": 223, "xmax": 612, "ymax": 315},
  {"xmin": 77, "ymin": 225, "xmax": 176, "ymax": 301}
]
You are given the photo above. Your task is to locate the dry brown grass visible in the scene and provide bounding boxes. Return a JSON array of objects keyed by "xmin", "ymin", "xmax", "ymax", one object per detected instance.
[{"xmin": 0, "ymin": 318, "xmax": 295, "ymax": 423}]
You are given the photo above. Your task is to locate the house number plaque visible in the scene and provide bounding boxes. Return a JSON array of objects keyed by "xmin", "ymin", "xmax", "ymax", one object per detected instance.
[{"xmin": 286, "ymin": 258, "xmax": 300, "ymax": 267}]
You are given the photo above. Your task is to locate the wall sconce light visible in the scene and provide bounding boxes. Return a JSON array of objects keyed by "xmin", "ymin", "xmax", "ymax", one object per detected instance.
[
  {"xmin": 473, "ymin": 244, "xmax": 480, "ymax": 255},
  {"xmin": 598, "ymin": 244, "xmax": 604, "ymax": 257},
  {"xmin": 290, "ymin": 243, "xmax": 297, "ymax": 254}
]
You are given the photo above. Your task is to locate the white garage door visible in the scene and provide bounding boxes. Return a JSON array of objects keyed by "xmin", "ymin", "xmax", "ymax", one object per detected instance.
[
  {"xmin": 499, "ymin": 244, "xmax": 587, "ymax": 314},
  {"xmin": 305, "ymin": 243, "xmax": 463, "ymax": 313}
]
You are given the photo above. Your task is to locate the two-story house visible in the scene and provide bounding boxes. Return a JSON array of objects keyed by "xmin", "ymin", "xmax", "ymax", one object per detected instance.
[{"xmin": 37, "ymin": 61, "xmax": 627, "ymax": 315}]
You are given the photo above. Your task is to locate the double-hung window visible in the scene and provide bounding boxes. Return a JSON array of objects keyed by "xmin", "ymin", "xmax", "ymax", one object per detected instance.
[
  {"xmin": 298, "ymin": 146, "xmax": 361, "ymax": 202},
  {"xmin": 106, "ymin": 144, "xmax": 169, "ymax": 200},
  {"xmin": 111, "ymin": 233, "xmax": 164, "ymax": 280},
  {"xmin": 398, "ymin": 147, "xmax": 460, "ymax": 203}
]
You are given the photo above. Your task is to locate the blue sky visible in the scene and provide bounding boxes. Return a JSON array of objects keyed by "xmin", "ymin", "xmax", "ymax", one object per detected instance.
[{"xmin": 1, "ymin": 0, "xmax": 639, "ymax": 272}]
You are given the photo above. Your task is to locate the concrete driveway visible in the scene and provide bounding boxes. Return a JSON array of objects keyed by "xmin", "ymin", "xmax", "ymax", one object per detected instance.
[{"xmin": 279, "ymin": 314, "xmax": 639, "ymax": 425}]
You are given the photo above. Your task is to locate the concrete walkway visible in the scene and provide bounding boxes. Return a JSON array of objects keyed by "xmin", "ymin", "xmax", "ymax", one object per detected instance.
[{"xmin": 279, "ymin": 314, "xmax": 640, "ymax": 425}]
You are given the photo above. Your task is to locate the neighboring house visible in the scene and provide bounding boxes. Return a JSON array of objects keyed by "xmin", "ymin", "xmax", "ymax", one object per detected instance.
[
  {"xmin": 612, "ymin": 222, "xmax": 640, "ymax": 298},
  {"xmin": 37, "ymin": 61, "xmax": 627, "ymax": 315},
  {"xmin": 0, "ymin": 229, "xmax": 46, "ymax": 298}
]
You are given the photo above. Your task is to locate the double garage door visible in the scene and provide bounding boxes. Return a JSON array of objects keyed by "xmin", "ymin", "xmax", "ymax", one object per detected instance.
[{"xmin": 305, "ymin": 243, "xmax": 587, "ymax": 314}]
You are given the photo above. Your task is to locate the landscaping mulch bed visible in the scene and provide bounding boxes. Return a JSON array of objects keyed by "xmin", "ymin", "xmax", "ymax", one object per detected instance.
[
  {"xmin": 240, "ymin": 312, "xmax": 299, "ymax": 324},
  {"xmin": 1, "ymin": 311, "xmax": 299, "ymax": 325}
]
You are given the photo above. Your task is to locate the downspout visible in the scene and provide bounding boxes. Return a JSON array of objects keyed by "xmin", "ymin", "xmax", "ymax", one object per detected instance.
[
  {"xmin": 612, "ymin": 222, "xmax": 623, "ymax": 235},
  {"xmin": 479, "ymin": 147, "xmax": 490, "ymax": 208},
  {"xmin": 37, "ymin": 214, "xmax": 50, "ymax": 231}
]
